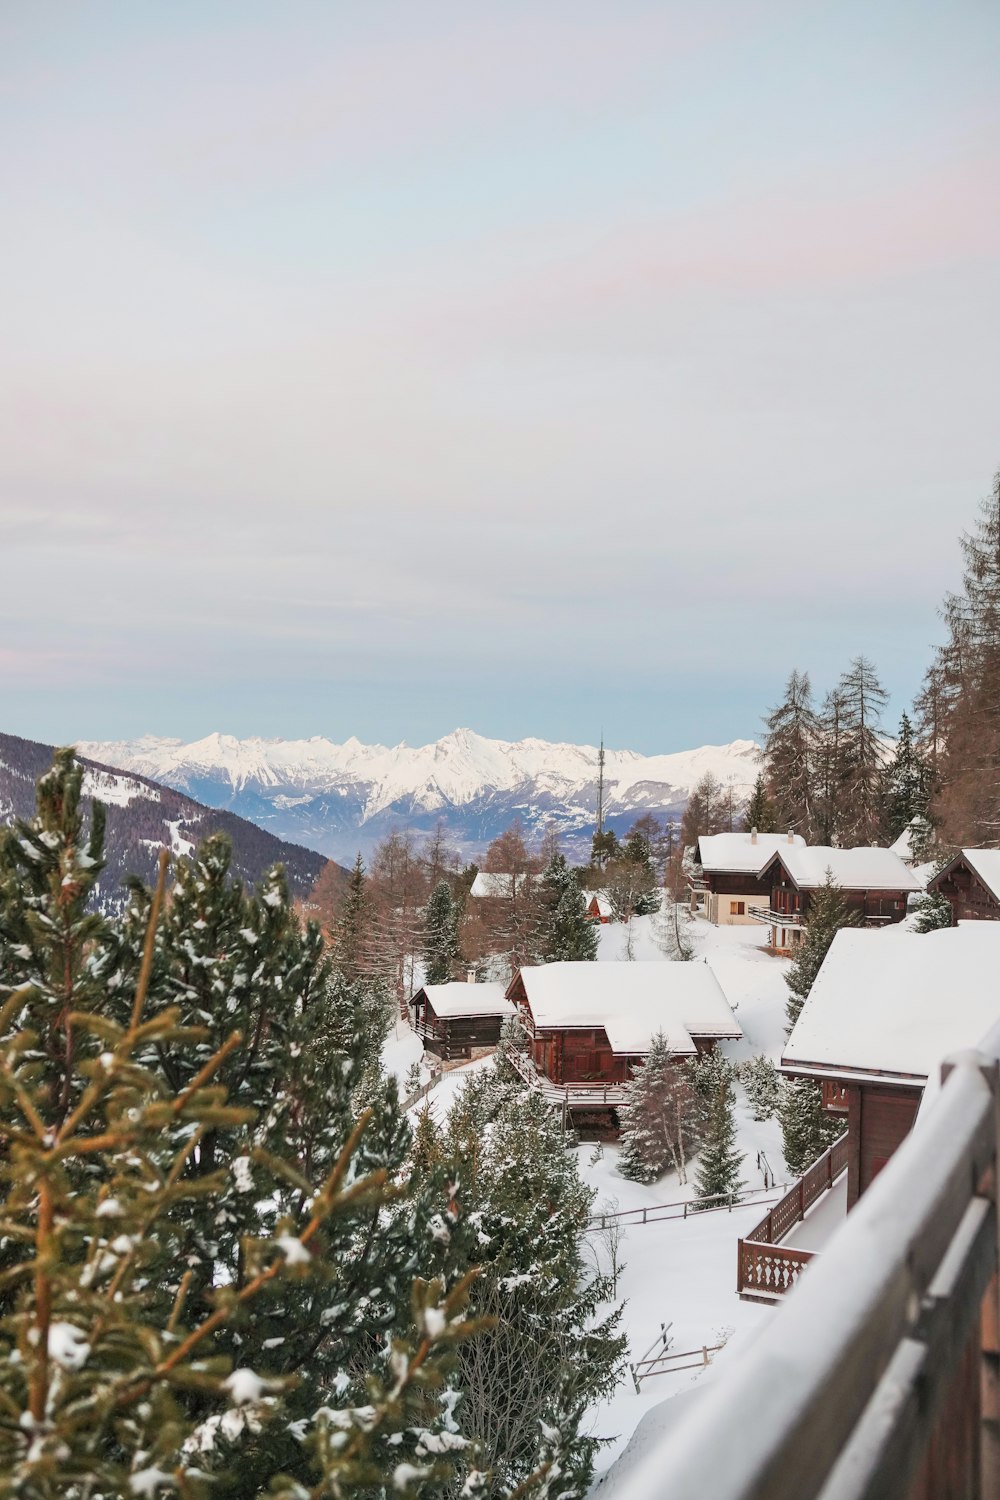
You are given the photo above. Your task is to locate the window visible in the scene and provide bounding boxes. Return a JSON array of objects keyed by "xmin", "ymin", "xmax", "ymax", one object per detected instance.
[{"xmin": 730, "ymin": 900, "xmax": 745, "ymax": 916}]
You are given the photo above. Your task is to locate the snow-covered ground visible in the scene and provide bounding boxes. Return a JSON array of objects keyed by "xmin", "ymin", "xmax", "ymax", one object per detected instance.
[{"xmin": 396, "ymin": 912, "xmax": 800, "ymax": 1478}]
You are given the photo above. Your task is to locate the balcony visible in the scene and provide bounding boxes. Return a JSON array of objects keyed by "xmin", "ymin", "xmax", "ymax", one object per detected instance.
[
  {"xmin": 737, "ymin": 1133, "xmax": 848, "ymax": 1301},
  {"xmin": 505, "ymin": 1040, "xmax": 630, "ymax": 1108},
  {"xmin": 747, "ymin": 904, "xmax": 805, "ymax": 927}
]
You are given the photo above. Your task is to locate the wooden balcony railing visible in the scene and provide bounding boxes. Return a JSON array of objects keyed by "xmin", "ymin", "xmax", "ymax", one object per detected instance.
[
  {"xmin": 505, "ymin": 1041, "xmax": 629, "ymax": 1107},
  {"xmin": 747, "ymin": 905, "xmax": 805, "ymax": 927},
  {"xmin": 736, "ymin": 1132, "xmax": 848, "ymax": 1300},
  {"xmin": 614, "ymin": 1022, "xmax": 1000, "ymax": 1500}
]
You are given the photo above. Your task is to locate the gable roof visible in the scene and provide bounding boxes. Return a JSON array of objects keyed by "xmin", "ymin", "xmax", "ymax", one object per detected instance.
[
  {"xmin": 760, "ymin": 844, "xmax": 922, "ymax": 893},
  {"xmin": 782, "ymin": 923, "xmax": 1000, "ymax": 1085},
  {"xmin": 414, "ymin": 982, "xmax": 516, "ymax": 1019},
  {"xmin": 510, "ymin": 961, "xmax": 741, "ymax": 1056},
  {"xmin": 581, "ymin": 890, "xmax": 614, "ymax": 918},
  {"xmin": 929, "ymin": 849, "xmax": 1000, "ymax": 903},
  {"xmin": 697, "ymin": 831, "xmax": 805, "ymax": 875},
  {"xmin": 469, "ymin": 871, "xmax": 535, "ymax": 898}
]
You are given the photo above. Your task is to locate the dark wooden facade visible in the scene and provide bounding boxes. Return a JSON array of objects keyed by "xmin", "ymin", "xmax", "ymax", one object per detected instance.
[
  {"xmin": 927, "ymin": 854, "xmax": 1000, "ymax": 925},
  {"xmin": 843, "ymin": 1080, "xmax": 921, "ymax": 1208},
  {"xmin": 410, "ymin": 989, "xmax": 510, "ymax": 1062},
  {"xmin": 768, "ymin": 868, "xmax": 910, "ymax": 927},
  {"xmin": 702, "ymin": 868, "xmax": 772, "ymax": 900}
]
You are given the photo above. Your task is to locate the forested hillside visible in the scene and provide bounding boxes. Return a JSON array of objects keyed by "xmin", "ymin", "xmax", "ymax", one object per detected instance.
[{"xmin": 0, "ymin": 730, "xmax": 340, "ymax": 910}]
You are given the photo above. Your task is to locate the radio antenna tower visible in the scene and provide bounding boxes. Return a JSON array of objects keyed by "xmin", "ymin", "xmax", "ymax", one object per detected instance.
[{"xmin": 595, "ymin": 732, "xmax": 606, "ymax": 865}]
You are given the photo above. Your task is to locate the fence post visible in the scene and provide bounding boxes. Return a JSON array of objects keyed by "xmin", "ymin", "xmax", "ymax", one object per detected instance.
[{"xmin": 643, "ymin": 1207, "xmax": 648, "ymax": 1225}]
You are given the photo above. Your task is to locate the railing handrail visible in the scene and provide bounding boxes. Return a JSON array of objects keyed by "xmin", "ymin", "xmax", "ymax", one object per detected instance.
[
  {"xmin": 613, "ymin": 1039, "xmax": 1000, "ymax": 1500},
  {"xmin": 588, "ymin": 1181, "xmax": 786, "ymax": 1231},
  {"xmin": 743, "ymin": 1131, "xmax": 848, "ymax": 1246}
]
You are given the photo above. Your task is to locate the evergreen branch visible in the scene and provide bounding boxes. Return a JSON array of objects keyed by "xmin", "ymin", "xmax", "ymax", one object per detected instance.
[{"xmin": 131, "ymin": 848, "xmax": 170, "ymax": 1032}]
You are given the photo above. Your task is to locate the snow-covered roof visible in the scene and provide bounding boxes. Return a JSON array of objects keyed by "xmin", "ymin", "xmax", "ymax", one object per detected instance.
[
  {"xmin": 697, "ymin": 831, "xmax": 804, "ymax": 874},
  {"xmin": 416, "ymin": 982, "xmax": 516, "ymax": 1019},
  {"xmin": 582, "ymin": 890, "xmax": 614, "ymax": 917},
  {"xmin": 783, "ymin": 923, "xmax": 1000, "ymax": 1083},
  {"xmin": 932, "ymin": 849, "xmax": 1000, "ymax": 903},
  {"xmin": 469, "ymin": 871, "xmax": 534, "ymax": 898},
  {"xmin": 511, "ymin": 961, "xmax": 741, "ymax": 1056},
  {"xmin": 761, "ymin": 844, "xmax": 922, "ymax": 893}
]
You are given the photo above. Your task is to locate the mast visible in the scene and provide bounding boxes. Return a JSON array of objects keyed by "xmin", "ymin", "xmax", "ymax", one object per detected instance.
[{"xmin": 595, "ymin": 733, "xmax": 606, "ymax": 867}]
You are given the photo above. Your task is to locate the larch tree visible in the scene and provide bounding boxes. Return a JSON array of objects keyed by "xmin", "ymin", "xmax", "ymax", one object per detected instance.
[
  {"xmin": 763, "ymin": 670, "xmax": 818, "ymax": 839},
  {"xmin": 679, "ymin": 773, "xmax": 730, "ymax": 848},
  {"xmin": 835, "ymin": 655, "xmax": 889, "ymax": 846},
  {"xmin": 924, "ymin": 474, "xmax": 1000, "ymax": 845}
]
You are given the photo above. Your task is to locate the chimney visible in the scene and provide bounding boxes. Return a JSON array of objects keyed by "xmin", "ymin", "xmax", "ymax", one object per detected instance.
[
  {"xmin": 466, "ymin": 968, "xmax": 477, "ymax": 984},
  {"xmin": 787, "ymin": 829, "xmax": 794, "ymax": 844},
  {"xmin": 750, "ymin": 827, "xmax": 758, "ymax": 845}
]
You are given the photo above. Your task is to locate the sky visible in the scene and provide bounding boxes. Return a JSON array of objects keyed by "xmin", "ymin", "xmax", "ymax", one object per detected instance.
[{"xmin": 2, "ymin": 0, "xmax": 999, "ymax": 756}]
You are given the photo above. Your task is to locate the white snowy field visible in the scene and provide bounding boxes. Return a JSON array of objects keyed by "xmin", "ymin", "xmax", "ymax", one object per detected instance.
[{"xmin": 393, "ymin": 911, "xmax": 801, "ymax": 1478}]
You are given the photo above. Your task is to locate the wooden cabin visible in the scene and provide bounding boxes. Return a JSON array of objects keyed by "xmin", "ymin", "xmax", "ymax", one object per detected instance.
[
  {"xmin": 755, "ymin": 844, "xmax": 921, "ymax": 954},
  {"xmin": 409, "ymin": 982, "xmax": 516, "ymax": 1061},
  {"xmin": 782, "ymin": 923, "xmax": 1000, "ymax": 1208},
  {"xmin": 693, "ymin": 830, "xmax": 805, "ymax": 925},
  {"xmin": 581, "ymin": 891, "xmax": 614, "ymax": 924},
  {"xmin": 506, "ymin": 960, "xmax": 741, "ymax": 1133},
  {"xmin": 926, "ymin": 849, "xmax": 1000, "ymax": 924}
]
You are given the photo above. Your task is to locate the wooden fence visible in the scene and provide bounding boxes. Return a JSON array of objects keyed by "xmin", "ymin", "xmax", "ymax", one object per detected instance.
[
  {"xmin": 610, "ymin": 1024, "xmax": 1000, "ymax": 1500},
  {"xmin": 588, "ymin": 1182, "xmax": 785, "ymax": 1232}
]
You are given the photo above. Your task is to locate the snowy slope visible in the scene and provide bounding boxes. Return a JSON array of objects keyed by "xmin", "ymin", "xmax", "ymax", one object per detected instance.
[{"xmin": 77, "ymin": 728, "xmax": 760, "ymax": 863}]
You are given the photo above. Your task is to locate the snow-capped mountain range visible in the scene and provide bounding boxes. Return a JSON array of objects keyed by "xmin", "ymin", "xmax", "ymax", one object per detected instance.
[{"xmin": 77, "ymin": 729, "xmax": 761, "ymax": 864}]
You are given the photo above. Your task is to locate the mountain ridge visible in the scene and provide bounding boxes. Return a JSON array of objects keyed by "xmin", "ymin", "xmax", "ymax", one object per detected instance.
[
  {"xmin": 0, "ymin": 730, "xmax": 340, "ymax": 912},
  {"xmin": 77, "ymin": 728, "xmax": 762, "ymax": 863}
]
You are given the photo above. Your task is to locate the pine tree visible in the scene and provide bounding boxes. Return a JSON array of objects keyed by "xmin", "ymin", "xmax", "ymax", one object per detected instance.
[
  {"xmin": 618, "ymin": 1033, "xmax": 699, "ymax": 1184},
  {"xmin": 692, "ymin": 1062, "xmax": 744, "ymax": 1208},
  {"xmin": 423, "ymin": 878, "xmax": 463, "ymax": 985},
  {"xmin": 911, "ymin": 889, "xmax": 954, "ymax": 933},
  {"xmin": 836, "ymin": 655, "xmax": 890, "ymax": 845},
  {"xmin": 545, "ymin": 876, "xmax": 599, "ymax": 962},
  {"xmin": 785, "ymin": 870, "xmax": 858, "ymax": 1034},
  {"xmin": 763, "ymin": 670, "xmax": 818, "ymax": 839},
  {"xmin": 443, "ymin": 1082, "xmax": 626, "ymax": 1497},
  {"xmin": 923, "ymin": 473, "xmax": 1000, "ymax": 844},
  {"xmin": 880, "ymin": 712, "xmax": 931, "ymax": 841},
  {"xmin": 742, "ymin": 773, "xmax": 777, "ymax": 834},
  {"xmin": 334, "ymin": 851, "xmax": 370, "ymax": 981},
  {"xmin": 591, "ymin": 828, "xmax": 620, "ymax": 869},
  {"xmin": 779, "ymin": 1077, "xmax": 842, "ymax": 1175},
  {"xmin": 740, "ymin": 1055, "xmax": 780, "ymax": 1121},
  {"xmin": 0, "ymin": 754, "xmax": 478, "ymax": 1497}
]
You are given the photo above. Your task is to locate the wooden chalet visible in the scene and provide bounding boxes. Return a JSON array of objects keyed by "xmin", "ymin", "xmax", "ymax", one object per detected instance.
[
  {"xmin": 782, "ymin": 923, "xmax": 1000, "ymax": 1208},
  {"xmin": 582, "ymin": 891, "xmax": 614, "ymax": 924},
  {"xmin": 751, "ymin": 844, "xmax": 921, "ymax": 954},
  {"xmin": 692, "ymin": 830, "xmax": 805, "ymax": 925},
  {"xmin": 468, "ymin": 871, "xmax": 533, "ymax": 899},
  {"xmin": 505, "ymin": 960, "xmax": 740, "ymax": 1133},
  {"xmin": 409, "ymin": 981, "xmax": 516, "ymax": 1062},
  {"xmin": 926, "ymin": 848, "xmax": 1000, "ymax": 924},
  {"xmin": 736, "ymin": 922, "xmax": 1000, "ymax": 1307}
]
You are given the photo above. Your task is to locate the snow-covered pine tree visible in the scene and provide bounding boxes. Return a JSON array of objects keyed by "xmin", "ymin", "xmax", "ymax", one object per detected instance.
[
  {"xmin": 0, "ymin": 753, "xmax": 478, "ymax": 1497},
  {"xmin": 443, "ymin": 1082, "xmax": 626, "ymax": 1497},
  {"xmin": 911, "ymin": 888, "xmax": 954, "ymax": 933},
  {"xmin": 617, "ymin": 1032, "xmax": 699, "ymax": 1184},
  {"xmin": 763, "ymin": 670, "xmax": 818, "ymax": 839},
  {"xmin": 423, "ymin": 878, "xmax": 463, "ymax": 984},
  {"xmin": 742, "ymin": 773, "xmax": 777, "ymax": 834},
  {"xmin": 692, "ymin": 1059, "xmax": 745, "ymax": 1208},
  {"xmin": 784, "ymin": 869, "xmax": 858, "ymax": 1035},
  {"xmin": 778, "ymin": 1077, "xmax": 843, "ymax": 1175},
  {"xmin": 740, "ymin": 1054, "xmax": 780, "ymax": 1121}
]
